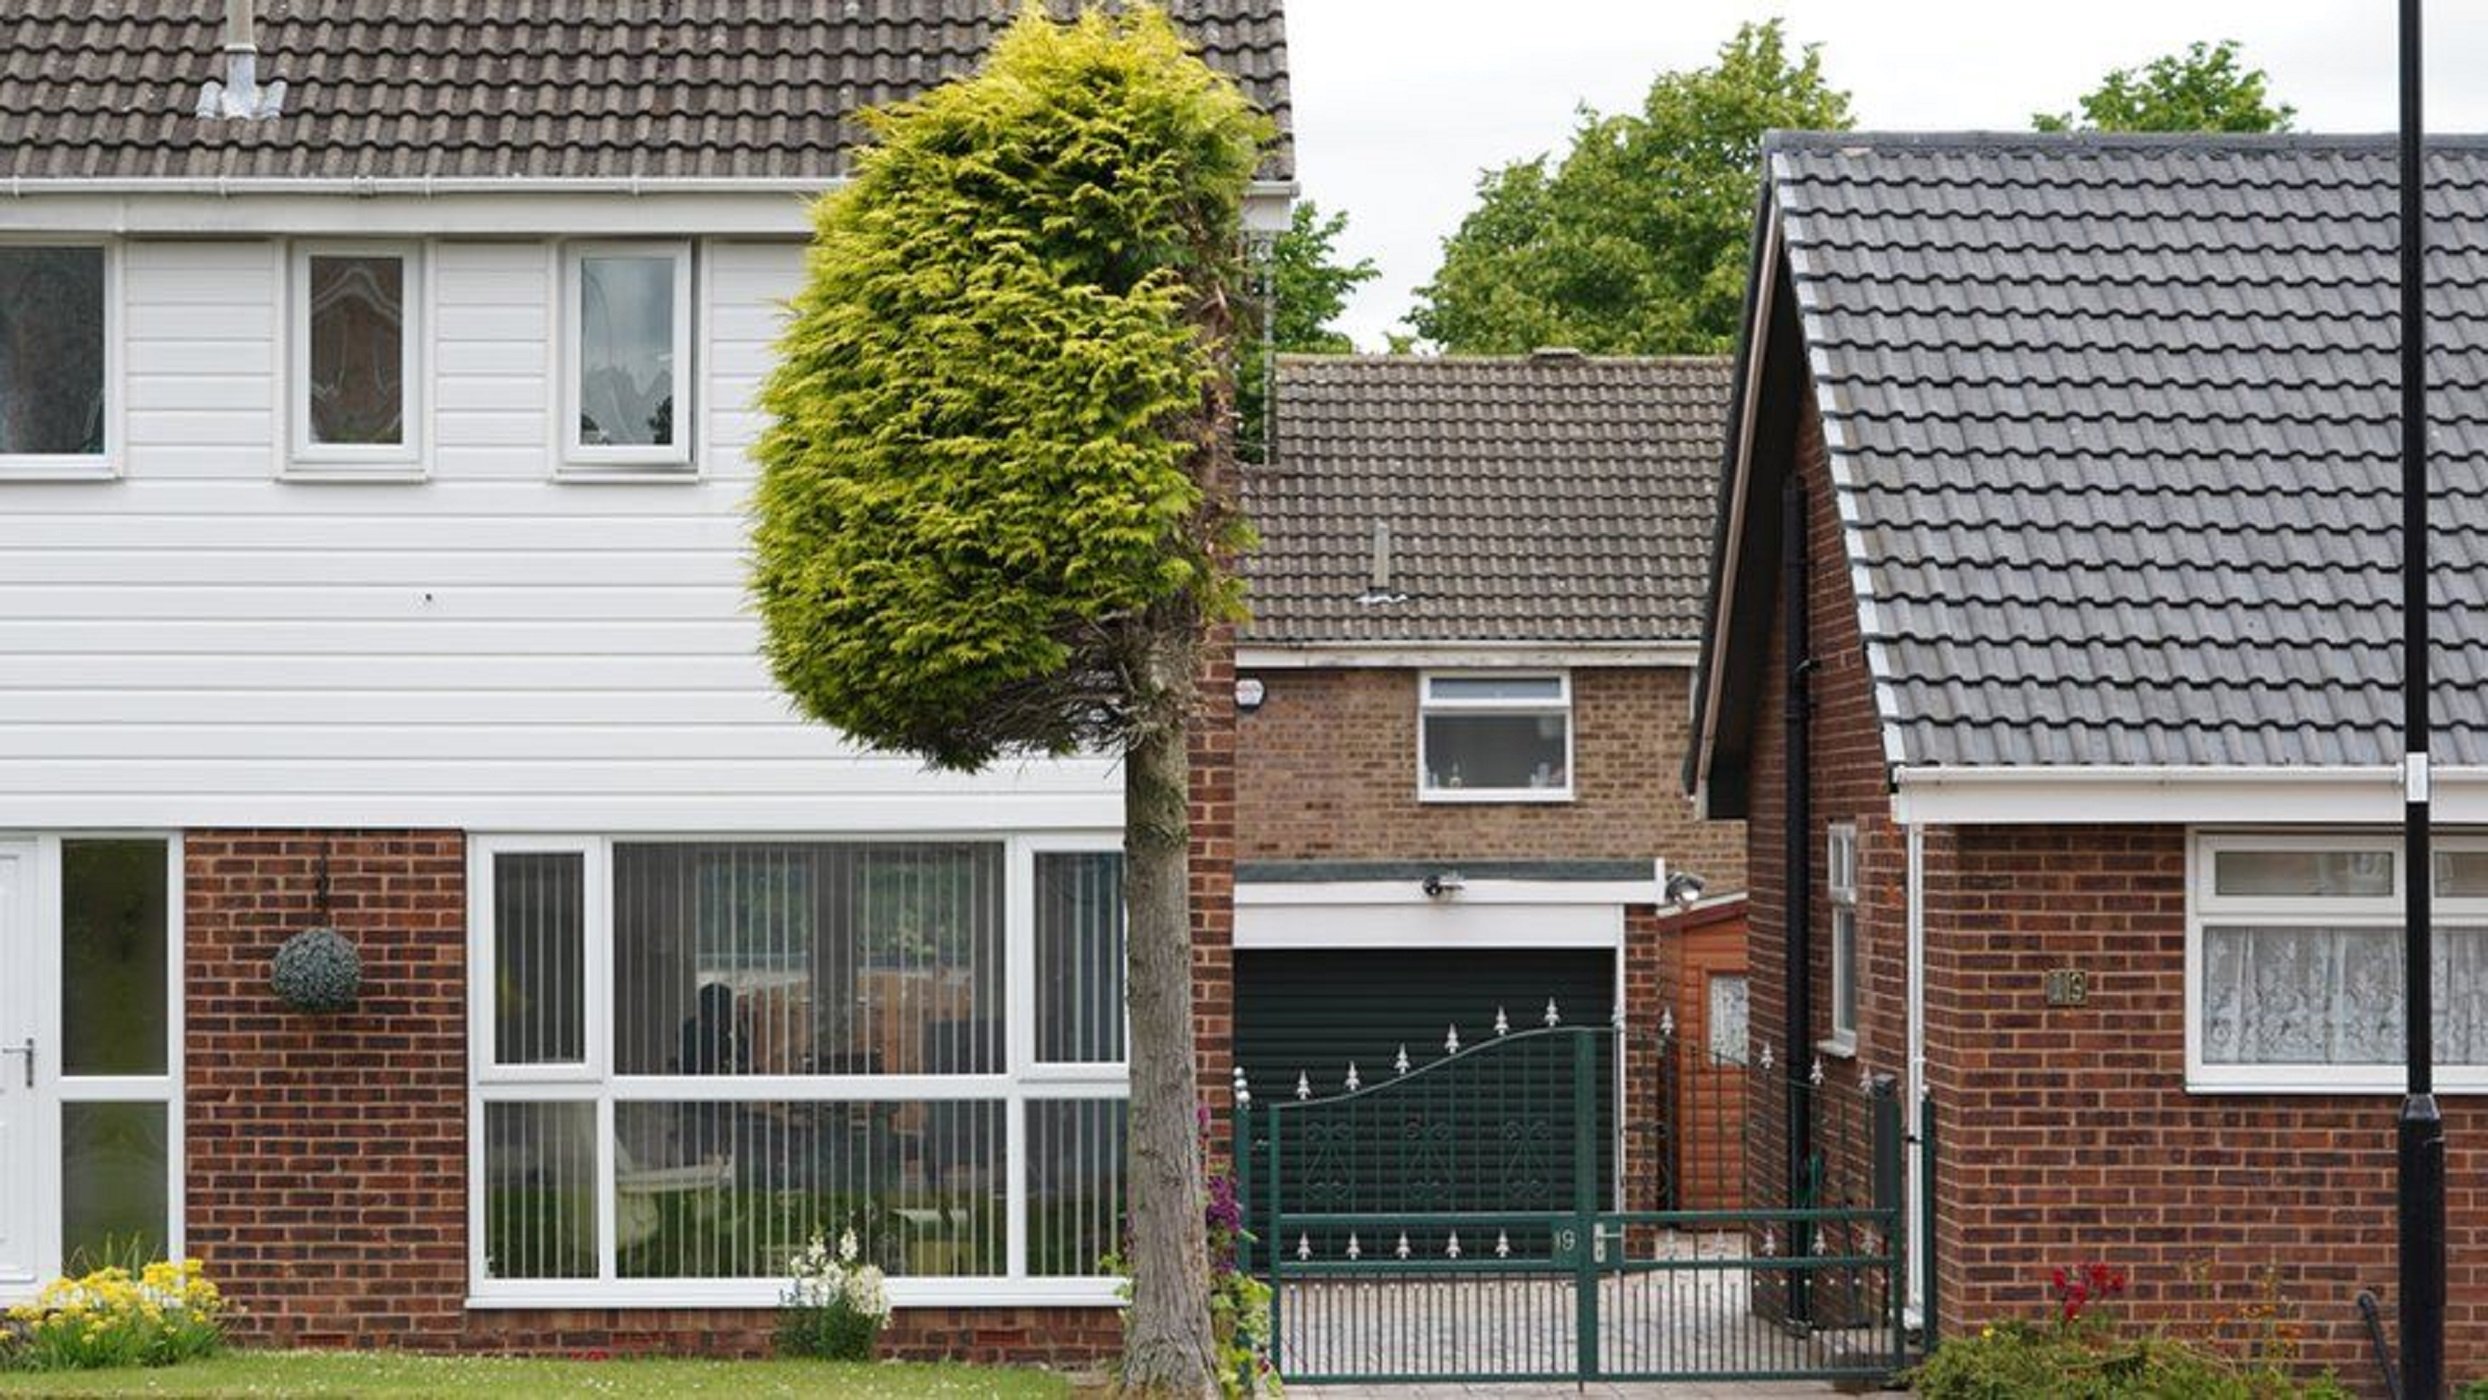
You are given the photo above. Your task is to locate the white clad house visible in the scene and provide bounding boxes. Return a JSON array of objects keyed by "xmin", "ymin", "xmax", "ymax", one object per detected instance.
[{"xmin": 0, "ymin": 0, "xmax": 1291, "ymax": 1359}]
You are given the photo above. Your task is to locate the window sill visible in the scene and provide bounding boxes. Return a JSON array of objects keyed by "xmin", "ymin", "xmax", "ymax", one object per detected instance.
[
  {"xmin": 466, "ymin": 1277, "xmax": 1126, "ymax": 1310},
  {"xmin": 2187, "ymin": 1070, "xmax": 2488, "ymax": 1095},
  {"xmin": 1418, "ymin": 789, "xmax": 1575, "ymax": 805},
  {"xmin": 0, "ymin": 457, "xmax": 118, "ymax": 482},
  {"xmin": 1816, "ymin": 1033, "xmax": 1857, "ymax": 1060},
  {"xmin": 556, "ymin": 462, "xmax": 704, "ymax": 484},
  {"xmin": 282, "ymin": 464, "xmax": 430, "ymax": 485}
]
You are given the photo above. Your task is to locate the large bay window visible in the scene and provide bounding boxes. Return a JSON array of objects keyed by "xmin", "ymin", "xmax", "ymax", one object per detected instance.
[
  {"xmin": 2191, "ymin": 831, "xmax": 2488, "ymax": 1092},
  {"xmin": 471, "ymin": 837, "xmax": 1126, "ymax": 1304}
]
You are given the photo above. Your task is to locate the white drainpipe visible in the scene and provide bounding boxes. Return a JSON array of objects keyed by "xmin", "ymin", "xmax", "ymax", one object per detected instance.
[{"xmin": 1905, "ymin": 819, "xmax": 1928, "ymax": 1325}]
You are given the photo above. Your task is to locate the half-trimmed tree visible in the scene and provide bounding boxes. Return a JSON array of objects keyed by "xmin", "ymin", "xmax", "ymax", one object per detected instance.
[
  {"xmin": 1408, "ymin": 20, "xmax": 1850, "ymax": 354},
  {"xmin": 2033, "ymin": 39, "xmax": 2294, "ymax": 134},
  {"xmin": 750, "ymin": 8, "xmax": 1271, "ymax": 1393}
]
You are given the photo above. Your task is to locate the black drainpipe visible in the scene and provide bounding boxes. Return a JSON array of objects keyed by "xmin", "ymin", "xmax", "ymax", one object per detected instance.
[{"xmin": 1783, "ymin": 471, "xmax": 1815, "ymax": 1321}]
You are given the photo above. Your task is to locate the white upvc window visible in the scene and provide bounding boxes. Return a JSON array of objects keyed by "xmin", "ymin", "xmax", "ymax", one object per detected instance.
[
  {"xmin": 468, "ymin": 834, "xmax": 1127, "ymax": 1308},
  {"xmin": 562, "ymin": 242, "xmax": 693, "ymax": 471},
  {"xmin": 2190, "ymin": 830, "xmax": 2488, "ymax": 1093},
  {"xmin": 1417, "ymin": 672, "xmax": 1573, "ymax": 802},
  {"xmin": 288, "ymin": 242, "xmax": 423, "ymax": 475},
  {"xmin": 1824, "ymin": 823, "xmax": 1859, "ymax": 1056},
  {"xmin": 0, "ymin": 240, "xmax": 117, "ymax": 479}
]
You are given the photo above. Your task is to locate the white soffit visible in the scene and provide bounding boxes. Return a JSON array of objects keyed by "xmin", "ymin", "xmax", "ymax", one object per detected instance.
[{"xmin": 1884, "ymin": 765, "xmax": 2484, "ymax": 826}]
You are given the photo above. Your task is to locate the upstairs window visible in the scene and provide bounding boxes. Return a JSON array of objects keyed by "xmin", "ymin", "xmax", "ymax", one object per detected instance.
[
  {"xmin": 1418, "ymin": 672, "xmax": 1572, "ymax": 801},
  {"xmin": 0, "ymin": 244, "xmax": 110, "ymax": 475},
  {"xmin": 291, "ymin": 244, "xmax": 420, "ymax": 471},
  {"xmin": 566, "ymin": 243, "xmax": 691, "ymax": 470}
]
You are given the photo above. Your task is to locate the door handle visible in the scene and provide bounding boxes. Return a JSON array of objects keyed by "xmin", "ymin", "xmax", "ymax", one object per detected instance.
[{"xmin": 1, "ymin": 1037, "xmax": 29, "ymax": 1088}]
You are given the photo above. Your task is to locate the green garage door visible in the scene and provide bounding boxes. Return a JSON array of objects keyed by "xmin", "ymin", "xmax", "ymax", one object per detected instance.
[{"xmin": 1234, "ymin": 947, "xmax": 1618, "ymax": 1213}]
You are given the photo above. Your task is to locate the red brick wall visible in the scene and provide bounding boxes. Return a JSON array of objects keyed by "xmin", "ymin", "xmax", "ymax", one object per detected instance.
[
  {"xmin": 1235, "ymin": 665, "xmax": 1745, "ymax": 886},
  {"xmin": 1738, "ymin": 396, "xmax": 1901, "ymax": 1205},
  {"xmin": 1924, "ymin": 823, "xmax": 2488, "ymax": 1382},
  {"xmin": 1194, "ymin": 623, "xmax": 1240, "ymax": 1131},
  {"xmin": 461, "ymin": 1303, "xmax": 1121, "ymax": 1364},
  {"xmin": 184, "ymin": 830, "xmax": 470, "ymax": 1349}
]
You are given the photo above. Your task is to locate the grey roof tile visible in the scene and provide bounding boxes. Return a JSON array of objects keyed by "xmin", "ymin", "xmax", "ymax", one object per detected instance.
[
  {"xmin": 1242, "ymin": 354, "xmax": 1731, "ymax": 646},
  {"xmin": 1774, "ymin": 133, "xmax": 2488, "ymax": 768},
  {"xmin": 0, "ymin": 0, "xmax": 1291, "ymax": 182}
]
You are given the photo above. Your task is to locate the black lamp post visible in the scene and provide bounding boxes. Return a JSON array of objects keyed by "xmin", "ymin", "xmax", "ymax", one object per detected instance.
[{"xmin": 2397, "ymin": 2, "xmax": 2447, "ymax": 1395}]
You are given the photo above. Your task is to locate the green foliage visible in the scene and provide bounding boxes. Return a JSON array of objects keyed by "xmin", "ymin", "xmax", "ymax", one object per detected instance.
[
  {"xmin": 1408, "ymin": 20, "xmax": 1850, "ymax": 355},
  {"xmin": 1260, "ymin": 201, "xmax": 1377, "ymax": 355},
  {"xmin": 2034, "ymin": 40, "xmax": 2294, "ymax": 134},
  {"xmin": 1913, "ymin": 1320, "xmax": 2347, "ymax": 1400},
  {"xmin": 1, "ymin": 1259, "xmax": 226, "ymax": 1373},
  {"xmin": 1239, "ymin": 199, "xmax": 1378, "ymax": 461},
  {"xmin": 752, "ymin": 4, "xmax": 1272, "ymax": 770}
]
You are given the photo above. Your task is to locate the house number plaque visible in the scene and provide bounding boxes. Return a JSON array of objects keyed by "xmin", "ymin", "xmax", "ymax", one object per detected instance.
[{"xmin": 2045, "ymin": 967, "xmax": 2090, "ymax": 1007}]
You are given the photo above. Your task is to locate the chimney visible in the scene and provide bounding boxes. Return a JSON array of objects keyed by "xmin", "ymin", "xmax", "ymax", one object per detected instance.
[{"xmin": 196, "ymin": 0, "xmax": 286, "ymax": 121}]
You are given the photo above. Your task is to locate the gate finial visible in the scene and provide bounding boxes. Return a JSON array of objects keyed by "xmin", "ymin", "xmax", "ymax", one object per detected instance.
[
  {"xmin": 1346, "ymin": 1234, "xmax": 1362, "ymax": 1260},
  {"xmin": 1233, "ymin": 1067, "xmax": 1251, "ymax": 1108},
  {"xmin": 1493, "ymin": 1006, "xmax": 1509, "ymax": 1036},
  {"xmin": 1445, "ymin": 1023, "xmax": 1461, "ymax": 1054},
  {"xmin": 1809, "ymin": 1055, "xmax": 1825, "ymax": 1087},
  {"xmin": 1295, "ymin": 1071, "xmax": 1311, "ymax": 1101},
  {"xmin": 1395, "ymin": 1232, "xmax": 1411, "ymax": 1260},
  {"xmin": 1394, "ymin": 1043, "xmax": 1411, "ymax": 1075},
  {"xmin": 1446, "ymin": 1231, "xmax": 1462, "ymax": 1260},
  {"xmin": 1660, "ymin": 1005, "xmax": 1675, "ymax": 1039},
  {"xmin": 1344, "ymin": 1061, "xmax": 1361, "ymax": 1092},
  {"xmin": 1544, "ymin": 997, "xmax": 1561, "ymax": 1027}
]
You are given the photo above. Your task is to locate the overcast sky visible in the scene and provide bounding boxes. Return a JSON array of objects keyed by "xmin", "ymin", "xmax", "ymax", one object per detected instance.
[{"xmin": 1287, "ymin": 2, "xmax": 2488, "ymax": 349}]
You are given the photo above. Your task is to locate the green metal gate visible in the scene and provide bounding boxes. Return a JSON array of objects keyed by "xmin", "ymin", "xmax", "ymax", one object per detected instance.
[{"xmin": 1235, "ymin": 1021, "xmax": 1924, "ymax": 1385}]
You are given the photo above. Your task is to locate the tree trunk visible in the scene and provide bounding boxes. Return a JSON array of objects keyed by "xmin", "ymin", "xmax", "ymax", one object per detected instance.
[{"xmin": 1119, "ymin": 681, "xmax": 1217, "ymax": 1396}]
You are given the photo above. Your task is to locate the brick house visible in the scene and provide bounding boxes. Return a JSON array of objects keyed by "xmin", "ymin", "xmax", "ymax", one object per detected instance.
[
  {"xmin": 0, "ymin": 1, "xmax": 1288, "ymax": 1362},
  {"xmin": 1687, "ymin": 130, "xmax": 2488, "ymax": 1381},
  {"xmin": 1234, "ymin": 352, "xmax": 1748, "ymax": 1211}
]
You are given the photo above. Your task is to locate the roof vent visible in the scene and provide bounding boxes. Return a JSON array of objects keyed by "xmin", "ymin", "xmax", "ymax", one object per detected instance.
[
  {"xmin": 1530, "ymin": 346, "xmax": 1585, "ymax": 362},
  {"xmin": 196, "ymin": 0, "xmax": 286, "ymax": 121},
  {"xmin": 1356, "ymin": 520, "xmax": 1408, "ymax": 607}
]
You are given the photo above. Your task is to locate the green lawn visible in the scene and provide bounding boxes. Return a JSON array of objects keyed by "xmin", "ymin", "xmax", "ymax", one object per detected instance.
[{"xmin": 0, "ymin": 1351, "xmax": 1078, "ymax": 1398}]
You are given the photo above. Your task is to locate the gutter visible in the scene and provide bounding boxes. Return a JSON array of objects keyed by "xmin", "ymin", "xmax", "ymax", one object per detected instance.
[{"xmin": 0, "ymin": 176, "xmax": 1301, "ymax": 201}]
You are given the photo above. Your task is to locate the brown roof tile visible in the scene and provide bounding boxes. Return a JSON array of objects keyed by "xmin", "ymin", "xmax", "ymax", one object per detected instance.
[
  {"xmin": 1243, "ymin": 354, "xmax": 1732, "ymax": 647},
  {"xmin": 0, "ymin": 0, "xmax": 1290, "ymax": 182}
]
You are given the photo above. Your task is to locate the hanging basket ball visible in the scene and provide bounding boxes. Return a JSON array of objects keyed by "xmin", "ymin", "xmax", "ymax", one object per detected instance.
[{"xmin": 270, "ymin": 926, "xmax": 362, "ymax": 1014}]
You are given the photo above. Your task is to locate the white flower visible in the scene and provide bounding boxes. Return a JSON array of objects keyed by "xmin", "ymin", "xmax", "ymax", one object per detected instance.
[{"xmin": 837, "ymin": 1229, "xmax": 860, "ymax": 1266}]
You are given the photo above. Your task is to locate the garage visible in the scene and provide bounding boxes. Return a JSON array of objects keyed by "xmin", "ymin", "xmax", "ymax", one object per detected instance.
[{"xmin": 1233, "ymin": 946, "xmax": 1619, "ymax": 1211}]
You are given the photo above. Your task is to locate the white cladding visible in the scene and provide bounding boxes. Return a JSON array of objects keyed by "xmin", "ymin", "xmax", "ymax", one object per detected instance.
[{"xmin": 0, "ymin": 238, "xmax": 1122, "ymax": 832}]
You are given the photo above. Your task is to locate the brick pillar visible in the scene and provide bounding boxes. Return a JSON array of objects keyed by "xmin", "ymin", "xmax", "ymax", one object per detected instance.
[
  {"xmin": 184, "ymin": 831, "xmax": 467, "ymax": 1348},
  {"xmin": 1191, "ymin": 621, "xmax": 1239, "ymax": 1142}
]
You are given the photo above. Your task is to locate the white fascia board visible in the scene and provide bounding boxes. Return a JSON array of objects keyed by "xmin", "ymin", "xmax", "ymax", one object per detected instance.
[
  {"xmin": 1239, "ymin": 641, "xmax": 1698, "ymax": 670},
  {"xmin": 1884, "ymin": 765, "xmax": 2465, "ymax": 825},
  {"xmin": 0, "ymin": 791, "xmax": 1124, "ymax": 835},
  {"xmin": 1691, "ymin": 195, "xmax": 1784, "ymax": 797},
  {"xmin": 2, "ymin": 178, "xmax": 1300, "ymax": 240},
  {"xmin": 1236, "ymin": 900, "xmax": 1625, "ymax": 950},
  {"xmin": 1236, "ymin": 877, "xmax": 1657, "ymax": 908},
  {"xmin": 1242, "ymin": 185, "xmax": 1298, "ymax": 233}
]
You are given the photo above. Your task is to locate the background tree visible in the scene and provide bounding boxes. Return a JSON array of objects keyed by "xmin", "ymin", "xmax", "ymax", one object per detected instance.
[
  {"xmin": 1407, "ymin": 20, "xmax": 1850, "ymax": 355},
  {"xmin": 1240, "ymin": 200, "xmax": 1378, "ymax": 461},
  {"xmin": 2034, "ymin": 39, "xmax": 2294, "ymax": 133},
  {"xmin": 750, "ymin": 9, "xmax": 1270, "ymax": 1392}
]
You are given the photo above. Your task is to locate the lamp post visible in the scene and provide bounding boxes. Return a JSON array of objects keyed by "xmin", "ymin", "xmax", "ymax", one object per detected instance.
[{"xmin": 2397, "ymin": 2, "xmax": 2447, "ymax": 1395}]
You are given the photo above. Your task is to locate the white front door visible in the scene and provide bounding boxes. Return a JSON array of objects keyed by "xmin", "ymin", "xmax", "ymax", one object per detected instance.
[{"xmin": 0, "ymin": 843, "xmax": 40, "ymax": 1292}]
